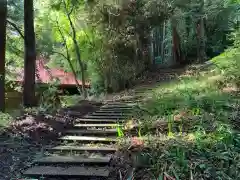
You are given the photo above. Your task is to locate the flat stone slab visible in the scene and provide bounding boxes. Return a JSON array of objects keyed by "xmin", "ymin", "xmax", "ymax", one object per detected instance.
[
  {"xmin": 23, "ymin": 166, "xmax": 110, "ymax": 177},
  {"xmin": 35, "ymin": 155, "xmax": 111, "ymax": 164},
  {"xmin": 65, "ymin": 129, "xmax": 117, "ymax": 135},
  {"xmin": 59, "ymin": 136, "xmax": 117, "ymax": 142},
  {"xmin": 96, "ymin": 109, "xmax": 132, "ymax": 113},
  {"xmin": 84, "ymin": 115, "xmax": 126, "ymax": 119},
  {"xmin": 74, "ymin": 123, "xmax": 122, "ymax": 128},
  {"xmin": 48, "ymin": 145, "xmax": 116, "ymax": 152},
  {"xmin": 93, "ymin": 111, "xmax": 132, "ymax": 115},
  {"xmin": 104, "ymin": 103, "xmax": 137, "ymax": 106},
  {"xmin": 101, "ymin": 107, "xmax": 133, "ymax": 110},
  {"xmin": 90, "ymin": 113, "xmax": 130, "ymax": 117},
  {"xmin": 75, "ymin": 118, "xmax": 124, "ymax": 123},
  {"xmin": 64, "ymin": 111, "xmax": 85, "ymax": 116}
]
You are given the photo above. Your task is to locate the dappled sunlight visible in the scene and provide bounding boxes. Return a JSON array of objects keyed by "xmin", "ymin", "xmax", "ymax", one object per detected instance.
[{"xmin": 153, "ymin": 74, "xmax": 221, "ymax": 96}]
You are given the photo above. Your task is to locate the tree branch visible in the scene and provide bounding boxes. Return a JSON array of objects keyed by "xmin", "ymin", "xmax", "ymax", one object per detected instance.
[
  {"xmin": 6, "ymin": 20, "xmax": 24, "ymax": 39},
  {"xmin": 51, "ymin": 50, "xmax": 68, "ymax": 60},
  {"xmin": 68, "ymin": 5, "xmax": 74, "ymax": 16},
  {"xmin": 62, "ymin": 0, "xmax": 87, "ymax": 98},
  {"xmin": 55, "ymin": 19, "xmax": 82, "ymax": 93}
]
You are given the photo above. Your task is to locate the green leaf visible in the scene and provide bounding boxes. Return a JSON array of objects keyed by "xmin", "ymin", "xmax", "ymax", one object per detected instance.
[
  {"xmin": 172, "ymin": 168, "xmax": 180, "ymax": 180},
  {"xmin": 199, "ymin": 164, "xmax": 206, "ymax": 169},
  {"xmin": 51, "ymin": 2, "xmax": 62, "ymax": 10}
]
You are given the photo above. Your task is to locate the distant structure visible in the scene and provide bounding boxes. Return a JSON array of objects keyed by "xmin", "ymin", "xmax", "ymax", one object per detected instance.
[{"xmin": 14, "ymin": 59, "xmax": 90, "ymax": 94}]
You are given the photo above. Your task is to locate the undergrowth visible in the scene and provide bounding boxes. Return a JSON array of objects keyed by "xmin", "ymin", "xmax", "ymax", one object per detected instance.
[{"xmin": 124, "ymin": 46, "xmax": 240, "ymax": 179}]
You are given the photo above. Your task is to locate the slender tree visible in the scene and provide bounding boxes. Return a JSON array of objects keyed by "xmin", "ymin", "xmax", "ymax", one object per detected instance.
[
  {"xmin": 23, "ymin": 0, "xmax": 36, "ymax": 107},
  {"xmin": 172, "ymin": 18, "xmax": 183, "ymax": 64},
  {"xmin": 62, "ymin": 0, "xmax": 87, "ymax": 99},
  {"xmin": 0, "ymin": 0, "xmax": 7, "ymax": 112},
  {"xmin": 55, "ymin": 20, "xmax": 82, "ymax": 93},
  {"xmin": 196, "ymin": 0, "xmax": 206, "ymax": 62}
]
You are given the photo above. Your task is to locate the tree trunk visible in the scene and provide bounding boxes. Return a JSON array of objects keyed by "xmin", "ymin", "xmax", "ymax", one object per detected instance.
[
  {"xmin": 63, "ymin": 1, "xmax": 87, "ymax": 99},
  {"xmin": 23, "ymin": 0, "xmax": 36, "ymax": 107},
  {"xmin": 73, "ymin": 38, "xmax": 87, "ymax": 98},
  {"xmin": 161, "ymin": 21, "xmax": 166, "ymax": 62},
  {"xmin": 172, "ymin": 19, "xmax": 182, "ymax": 65},
  {"xmin": 55, "ymin": 21, "xmax": 82, "ymax": 94},
  {"xmin": 185, "ymin": 15, "xmax": 191, "ymax": 37},
  {"xmin": 0, "ymin": 0, "xmax": 7, "ymax": 112},
  {"xmin": 196, "ymin": 0, "xmax": 206, "ymax": 62},
  {"xmin": 197, "ymin": 18, "xmax": 206, "ymax": 62}
]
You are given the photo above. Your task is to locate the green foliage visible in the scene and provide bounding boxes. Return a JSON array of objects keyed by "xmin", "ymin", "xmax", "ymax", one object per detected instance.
[
  {"xmin": 138, "ymin": 134, "xmax": 240, "ymax": 179},
  {"xmin": 4, "ymin": 0, "xmax": 240, "ymax": 96},
  {"xmin": 173, "ymin": 0, "xmax": 239, "ymax": 58},
  {"xmin": 85, "ymin": 0, "xmax": 173, "ymax": 92},
  {"xmin": 37, "ymin": 84, "xmax": 61, "ymax": 113},
  {"xmin": 130, "ymin": 44, "xmax": 240, "ymax": 179},
  {"xmin": 212, "ymin": 29, "xmax": 240, "ymax": 86},
  {"xmin": 117, "ymin": 126, "xmax": 124, "ymax": 138},
  {"xmin": 0, "ymin": 112, "xmax": 13, "ymax": 128}
]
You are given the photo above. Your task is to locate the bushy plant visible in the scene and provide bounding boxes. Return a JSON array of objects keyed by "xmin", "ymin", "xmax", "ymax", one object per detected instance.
[
  {"xmin": 37, "ymin": 83, "xmax": 61, "ymax": 113},
  {"xmin": 0, "ymin": 112, "xmax": 13, "ymax": 128},
  {"xmin": 212, "ymin": 29, "xmax": 240, "ymax": 87}
]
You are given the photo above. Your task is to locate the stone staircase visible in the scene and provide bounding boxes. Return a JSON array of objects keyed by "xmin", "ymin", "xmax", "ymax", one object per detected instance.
[{"xmin": 22, "ymin": 102, "xmax": 135, "ymax": 179}]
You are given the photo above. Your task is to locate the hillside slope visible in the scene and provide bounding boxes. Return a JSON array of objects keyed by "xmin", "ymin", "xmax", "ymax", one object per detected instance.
[{"xmin": 120, "ymin": 47, "xmax": 240, "ymax": 179}]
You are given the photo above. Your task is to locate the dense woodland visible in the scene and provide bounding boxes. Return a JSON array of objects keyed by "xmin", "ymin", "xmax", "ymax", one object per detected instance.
[{"xmin": 0, "ymin": 0, "xmax": 239, "ymax": 112}]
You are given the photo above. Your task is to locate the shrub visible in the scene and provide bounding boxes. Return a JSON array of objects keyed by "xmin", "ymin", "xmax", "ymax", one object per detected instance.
[{"xmin": 212, "ymin": 29, "xmax": 240, "ymax": 87}]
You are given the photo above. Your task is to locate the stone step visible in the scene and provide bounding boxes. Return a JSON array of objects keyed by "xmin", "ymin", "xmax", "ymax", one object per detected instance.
[
  {"xmin": 134, "ymin": 87, "xmax": 152, "ymax": 91},
  {"xmin": 64, "ymin": 111, "xmax": 88, "ymax": 117},
  {"xmin": 84, "ymin": 115, "xmax": 126, "ymax": 119},
  {"xmin": 47, "ymin": 145, "xmax": 117, "ymax": 153},
  {"xmin": 23, "ymin": 166, "xmax": 109, "ymax": 178},
  {"xmin": 75, "ymin": 118, "xmax": 124, "ymax": 124},
  {"xmin": 101, "ymin": 106, "xmax": 133, "ymax": 109},
  {"xmin": 96, "ymin": 109, "xmax": 133, "ymax": 113},
  {"xmin": 74, "ymin": 123, "xmax": 122, "ymax": 128},
  {"xmin": 122, "ymin": 100, "xmax": 142, "ymax": 103},
  {"xmin": 93, "ymin": 111, "xmax": 132, "ymax": 115},
  {"xmin": 65, "ymin": 129, "xmax": 117, "ymax": 135},
  {"xmin": 91, "ymin": 112, "xmax": 130, "ymax": 116},
  {"xmin": 34, "ymin": 155, "xmax": 111, "ymax": 165},
  {"xmin": 105, "ymin": 103, "xmax": 137, "ymax": 106},
  {"xmin": 100, "ymin": 106, "xmax": 133, "ymax": 109},
  {"xmin": 65, "ymin": 110, "xmax": 129, "ymax": 118},
  {"xmin": 59, "ymin": 136, "xmax": 117, "ymax": 143}
]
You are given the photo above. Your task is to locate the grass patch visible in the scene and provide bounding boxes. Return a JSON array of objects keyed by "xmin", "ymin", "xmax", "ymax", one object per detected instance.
[
  {"xmin": 0, "ymin": 112, "xmax": 14, "ymax": 130},
  {"xmin": 123, "ymin": 47, "xmax": 240, "ymax": 179},
  {"xmin": 60, "ymin": 95, "xmax": 82, "ymax": 107}
]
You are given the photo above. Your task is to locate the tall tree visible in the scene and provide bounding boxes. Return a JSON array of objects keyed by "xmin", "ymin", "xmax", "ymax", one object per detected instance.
[
  {"xmin": 0, "ymin": 0, "xmax": 7, "ymax": 112},
  {"xmin": 172, "ymin": 18, "xmax": 183, "ymax": 64},
  {"xmin": 196, "ymin": 0, "xmax": 206, "ymax": 61},
  {"xmin": 23, "ymin": 0, "xmax": 36, "ymax": 107}
]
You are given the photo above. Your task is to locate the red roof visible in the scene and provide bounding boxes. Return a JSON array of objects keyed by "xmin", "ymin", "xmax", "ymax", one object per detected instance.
[{"xmin": 15, "ymin": 59, "xmax": 90, "ymax": 87}]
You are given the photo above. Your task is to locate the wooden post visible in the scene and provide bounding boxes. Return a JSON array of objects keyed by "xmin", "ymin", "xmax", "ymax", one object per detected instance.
[{"xmin": 0, "ymin": 0, "xmax": 7, "ymax": 112}]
